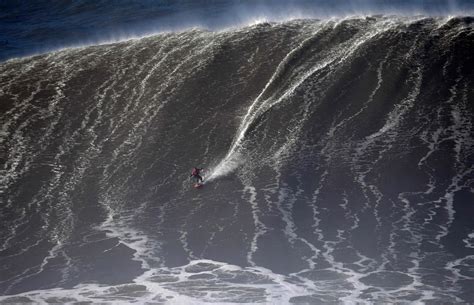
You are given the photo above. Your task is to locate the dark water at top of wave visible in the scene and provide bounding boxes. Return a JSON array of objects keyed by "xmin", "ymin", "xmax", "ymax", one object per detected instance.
[
  {"xmin": 1, "ymin": 0, "xmax": 474, "ymax": 62},
  {"xmin": 1, "ymin": 12, "xmax": 474, "ymax": 305}
]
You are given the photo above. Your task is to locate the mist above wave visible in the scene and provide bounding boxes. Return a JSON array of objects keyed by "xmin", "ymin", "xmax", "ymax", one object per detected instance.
[{"xmin": 1, "ymin": 0, "xmax": 473, "ymax": 61}]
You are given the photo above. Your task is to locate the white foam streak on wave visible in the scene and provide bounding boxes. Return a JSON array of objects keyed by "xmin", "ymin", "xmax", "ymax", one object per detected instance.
[
  {"xmin": 433, "ymin": 72, "xmax": 471, "ymax": 243},
  {"xmin": 464, "ymin": 233, "xmax": 474, "ymax": 249},
  {"xmin": 100, "ymin": 210, "xmax": 159, "ymax": 270},
  {"xmin": 243, "ymin": 185, "xmax": 267, "ymax": 266}
]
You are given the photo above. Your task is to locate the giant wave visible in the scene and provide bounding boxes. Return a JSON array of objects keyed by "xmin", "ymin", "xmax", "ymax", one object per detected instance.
[{"xmin": 1, "ymin": 16, "xmax": 473, "ymax": 303}]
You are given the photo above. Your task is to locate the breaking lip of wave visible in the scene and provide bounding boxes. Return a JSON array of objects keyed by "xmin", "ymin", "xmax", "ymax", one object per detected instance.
[{"xmin": 3, "ymin": 1, "xmax": 473, "ymax": 63}]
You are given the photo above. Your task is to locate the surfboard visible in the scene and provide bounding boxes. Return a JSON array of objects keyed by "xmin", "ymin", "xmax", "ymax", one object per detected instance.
[{"xmin": 194, "ymin": 183, "xmax": 203, "ymax": 189}]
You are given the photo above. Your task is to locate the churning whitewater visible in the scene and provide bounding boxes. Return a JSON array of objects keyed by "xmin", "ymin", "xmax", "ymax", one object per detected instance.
[{"xmin": 1, "ymin": 16, "xmax": 474, "ymax": 303}]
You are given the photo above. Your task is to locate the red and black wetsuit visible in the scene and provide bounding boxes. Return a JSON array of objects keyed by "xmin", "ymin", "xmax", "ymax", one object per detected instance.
[{"xmin": 191, "ymin": 167, "xmax": 203, "ymax": 183}]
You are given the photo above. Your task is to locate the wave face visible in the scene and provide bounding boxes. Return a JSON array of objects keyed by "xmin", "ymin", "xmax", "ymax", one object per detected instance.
[{"xmin": 1, "ymin": 16, "xmax": 474, "ymax": 303}]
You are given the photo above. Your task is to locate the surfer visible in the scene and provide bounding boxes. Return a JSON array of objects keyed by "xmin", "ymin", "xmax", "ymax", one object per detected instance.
[{"xmin": 190, "ymin": 167, "xmax": 204, "ymax": 184}]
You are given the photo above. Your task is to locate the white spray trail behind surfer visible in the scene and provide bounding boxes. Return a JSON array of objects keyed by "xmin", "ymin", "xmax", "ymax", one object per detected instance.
[
  {"xmin": 205, "ymin": 26, "xmax": 327, "ymax": 182},
  {"xmin": 206, "ymin": 20, "xmax": 391, "ymax": 182}
]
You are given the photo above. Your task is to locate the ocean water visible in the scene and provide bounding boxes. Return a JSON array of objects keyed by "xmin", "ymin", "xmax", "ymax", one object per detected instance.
[{"xmin": 1, "ymin": 1, "xmax": 474, "ymax": 304}]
